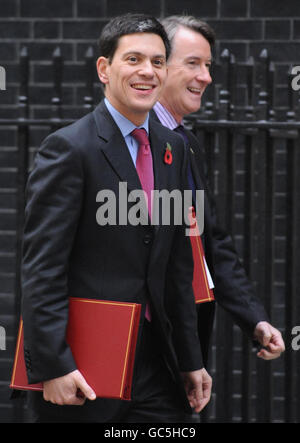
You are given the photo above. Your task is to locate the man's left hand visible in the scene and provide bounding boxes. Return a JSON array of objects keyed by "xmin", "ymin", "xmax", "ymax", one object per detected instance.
[
  {"xmin": 181, "ymin": 368, "xmax": 212, "ymax": 413},
  {"xmin": 254, "ymin": 321, "xmax": 285, "ymax": 360}
]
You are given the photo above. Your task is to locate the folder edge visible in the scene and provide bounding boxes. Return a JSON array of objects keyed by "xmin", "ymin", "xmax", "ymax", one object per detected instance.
[{"xmin": 188, "ymin": 207, "xmax": 215, "ymax": 305}]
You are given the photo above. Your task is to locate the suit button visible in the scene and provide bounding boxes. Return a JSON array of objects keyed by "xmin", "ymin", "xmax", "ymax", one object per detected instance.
[{"xmin": 143, "ymin": 234, "xmax": 152, "ymax": 245}]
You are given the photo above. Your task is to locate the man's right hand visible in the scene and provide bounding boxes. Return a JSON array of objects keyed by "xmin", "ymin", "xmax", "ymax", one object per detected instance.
[{"xmin": 43, "ymin": 369, "xmax": 96, "ymax": 406}]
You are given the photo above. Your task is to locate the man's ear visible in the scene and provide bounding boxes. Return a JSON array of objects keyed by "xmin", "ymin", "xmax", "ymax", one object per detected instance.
[{"xmin": 96, "ymin": 56, "xmax": 109, "ymax": 85}]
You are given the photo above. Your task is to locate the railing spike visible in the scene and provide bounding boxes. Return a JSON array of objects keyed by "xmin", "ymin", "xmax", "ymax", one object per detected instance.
[
  {"xmin": 19, "ymin": 46, "xmax": 29, "ymax": 119},
  {"xmin": 51, "ymin": 46, "xmax": 63, "ymax": 120},
  {"xmin": 221, "ymin": 48, "xmax": 230, "ymax": 58},
  {"xmin": 53, "ymin": 46, "xmax": 62, "ymax": 58},
  {"xmin": 20, "ymin": 46, "xmax": 28, "ymax": 57},
  {"xmin": 85, "ymin": 46, "xmax": 94, "ymax": 58},
  {"xmin": 259, "ymin": 48, "xmax": 269, "ymax": 59}
]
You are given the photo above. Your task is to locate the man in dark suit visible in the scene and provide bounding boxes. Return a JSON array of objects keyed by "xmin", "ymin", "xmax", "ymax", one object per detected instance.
[
  {"xmin": 21, "ymin": 14, "xmax": 212, "ymax": 423},
  {"xmin": 153, "ymin": 15, "xmax": 285, "ymax": 368}
]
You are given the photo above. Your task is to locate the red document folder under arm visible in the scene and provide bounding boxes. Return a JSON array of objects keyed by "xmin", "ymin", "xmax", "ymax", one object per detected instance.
[
  {"xmin": 188, "ymin": 208, "xmax": 215, "ymax": 304},
  {"xmin": 10, "ymin": 298, "xmax": 141, "ymax": 400}
]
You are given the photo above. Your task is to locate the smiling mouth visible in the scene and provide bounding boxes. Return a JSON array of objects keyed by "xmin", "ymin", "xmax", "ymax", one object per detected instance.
[
  {"xmin": 131, "ymin": 84, "xmax": 155, "ymax": 91},
  {"xmin": 187, "ymin": 87, "xmax": 201, "ymax": 95}
]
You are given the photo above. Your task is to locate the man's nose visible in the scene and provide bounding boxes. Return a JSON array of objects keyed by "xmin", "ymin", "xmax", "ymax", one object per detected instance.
[
  {"xmin": 139, "ymin": 60, "xmax": 155, "ymax": 76},
  {"xmin": 196, "ymin": 66, "xmax": 212, "ymax": 85}
]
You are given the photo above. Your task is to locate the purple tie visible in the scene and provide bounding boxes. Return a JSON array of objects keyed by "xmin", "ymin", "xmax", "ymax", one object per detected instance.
[
  {"xmin": 131, "ymin": 128, "xmax": 154, "ymax": 218},
  {"xmin": 131, "ymin": 128, "xmax": 154, "ymax": 321}
]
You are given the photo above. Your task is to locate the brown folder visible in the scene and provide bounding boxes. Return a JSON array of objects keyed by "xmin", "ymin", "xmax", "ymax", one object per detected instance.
[{"xmin": 10, "ymin": 297, "xmax": 141, "ymax": 400}]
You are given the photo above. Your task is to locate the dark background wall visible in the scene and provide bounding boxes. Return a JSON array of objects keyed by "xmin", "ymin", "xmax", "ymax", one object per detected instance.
[
  {"xmin": 1, "ymin": 0, "xmax": 300, "ymax": 119},
  {"xmin": 0, "ymin": 0, "xmax": 299, "ymax": 423}
]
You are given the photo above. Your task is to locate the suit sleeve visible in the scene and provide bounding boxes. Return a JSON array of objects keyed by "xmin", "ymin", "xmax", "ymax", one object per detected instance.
[
  {"xmin": 165, "ymin": 137, "xmax": 204, "ymax": 371},
  {"xmin": 21, "ymin": 132, "xmax": 83, "ymax": 384}
]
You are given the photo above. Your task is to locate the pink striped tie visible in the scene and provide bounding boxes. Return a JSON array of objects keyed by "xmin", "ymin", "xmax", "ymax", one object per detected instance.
[{"xmin": 131, "ymin": 128, "xmax": 153, "ymax": 321}]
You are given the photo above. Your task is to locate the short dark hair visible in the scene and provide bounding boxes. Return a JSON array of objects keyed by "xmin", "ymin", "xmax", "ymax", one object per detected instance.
[
  {"xmin": 160, "ymin": 15, "xmax": 216, "ymax": 51},
  {"xmin": 98, "ymin": 13, "xmax": 171, "ymax": 62}
]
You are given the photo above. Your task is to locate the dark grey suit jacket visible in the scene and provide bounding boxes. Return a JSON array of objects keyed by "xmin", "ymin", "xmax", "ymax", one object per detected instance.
[
  {"xmin": 21, "ymin": 100, "xmax": 203, "ymax": 421},
  {"xmin": 151, "ymin": 109, "xmax": 269, "ymax": 367}
]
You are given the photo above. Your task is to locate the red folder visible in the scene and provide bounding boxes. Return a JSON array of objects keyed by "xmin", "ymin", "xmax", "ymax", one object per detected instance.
[
  {"xmin": 10, "ymin": 297, "xmax": 141, "ymax": 400},
  {"xmin": 188, "ymin": 208, "xmax": 215, "ymax": 304}
]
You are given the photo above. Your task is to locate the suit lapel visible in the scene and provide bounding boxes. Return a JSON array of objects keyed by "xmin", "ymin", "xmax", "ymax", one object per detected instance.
[
  {"xmin": 94, "ymin": 101, "xmax": 164, "ymax": 225},
  {"xmin": 186, "ymin": 131, "xmax": 205, "ymax": 189},
  {"xmin": 152, "ymin": 108, "xmax": 206, "ymax": 191},
  {"xmin": 93, "ymin": 102, "xmax": 182, "ymax": 231},
  {"xmin": 93, "ymin": 101, "xmax": 142, "ymax": 194},
  {"xmin": 149, "ymin": 119, "xmax": 167, "ymax": 193}
]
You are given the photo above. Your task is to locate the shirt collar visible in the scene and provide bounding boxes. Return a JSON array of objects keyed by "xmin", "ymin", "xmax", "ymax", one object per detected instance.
[
  {"xmin": 104, "ymin": 98, "xmax": 149, "ymax": 137},
  {"xmin": 153, "ymin": 101, "xmax": 183, "ymax": 130}
]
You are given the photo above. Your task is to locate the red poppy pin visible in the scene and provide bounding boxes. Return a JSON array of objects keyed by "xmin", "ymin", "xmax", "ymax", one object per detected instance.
[{"xmin": 164, "ymin": 143, "xmax": 173, "ymax": 165}]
